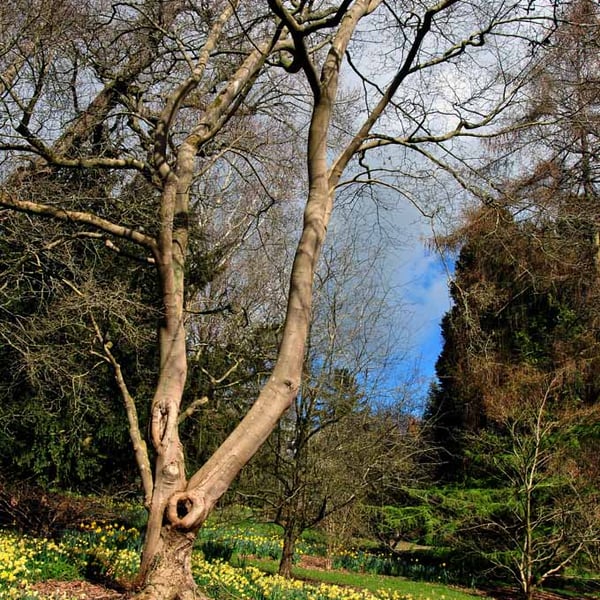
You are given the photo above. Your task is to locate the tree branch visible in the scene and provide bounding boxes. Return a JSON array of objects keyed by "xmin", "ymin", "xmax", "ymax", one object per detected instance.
[
  {"xmin": 0, "ymin": 193, "xmax": 159, "ymax": 254},
  {"xmin": 93, "ymin": 328, "xmax": 154, "ymax": 509},
  {"xmin": 329, "ymin": 0, "xmax": 461, "ymax": 184}
]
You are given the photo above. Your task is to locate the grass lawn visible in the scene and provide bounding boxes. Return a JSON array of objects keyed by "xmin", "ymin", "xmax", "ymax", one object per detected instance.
[{"xmin": 232, "ymin": 556, "xmax": 492, "ymax": 600}]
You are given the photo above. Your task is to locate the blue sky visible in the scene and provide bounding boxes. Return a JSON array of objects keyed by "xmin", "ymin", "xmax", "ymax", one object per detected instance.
[
  {"xmin": 401, "ymin": 248, "xmax": 453, "ymax": 382},
  {"xmin": 377, "ymin": 206, "xmax": 456, "ymax": 410},
  {"xmin": 333, "ymin": 175, "xmax": 457, "ymax": 409}
]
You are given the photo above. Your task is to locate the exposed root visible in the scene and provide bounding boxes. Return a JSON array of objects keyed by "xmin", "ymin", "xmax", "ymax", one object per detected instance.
[{"xmin": 133, "ymin": 581, "xmax": 208, "ymax": 600}]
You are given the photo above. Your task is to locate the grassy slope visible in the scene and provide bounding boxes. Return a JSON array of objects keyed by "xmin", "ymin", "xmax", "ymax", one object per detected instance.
[{"xmin": 234, "ymin": 556, "xmax": 492, "ymax": 600}]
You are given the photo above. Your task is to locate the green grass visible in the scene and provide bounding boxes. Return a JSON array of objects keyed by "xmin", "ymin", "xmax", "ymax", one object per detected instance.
[
  {"xmin": 232, "ymin": 556, "xmax": 491, "ymax": 600},
  {"xmin": 1, "ymin": 525, "xmax": 485, "ymax": 600},
  {"xmin": 545, "ymin": 579, "xmax": 600, "ymax": 599}
]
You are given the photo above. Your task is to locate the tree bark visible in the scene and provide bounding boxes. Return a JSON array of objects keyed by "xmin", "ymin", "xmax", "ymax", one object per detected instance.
[
  {"xmin": 279, "ymin": 522, "xmax": 300, "ymax": 578},
  {"xmin": 137, "ymin": 1, "xmax": 377, "ymax": 593},
  {"xmin": 134, "ymin": 527, "xmax": 203, "ymax": 600}
]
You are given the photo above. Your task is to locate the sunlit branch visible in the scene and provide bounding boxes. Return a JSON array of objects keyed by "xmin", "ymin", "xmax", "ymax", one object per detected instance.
[
  {"xmin": 90, "ymin": 315, "xmax": 154, "ymax": 508},
  {"xmin": 153, "ymin": 1, "xmax": 238, "ymax": 181},
  {"xmin": 0, "ymin": 193, "xmax": 159, "ymax": 253},
  {"xmin": 329, "ymin": 0, "xmax": 460, "ymax": 184}
]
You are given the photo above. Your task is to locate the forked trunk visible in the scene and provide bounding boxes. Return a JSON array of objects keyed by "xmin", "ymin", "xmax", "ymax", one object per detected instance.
[{"xmin": 135, "ymin": 526, "xmax": 203, "ymax": 600}]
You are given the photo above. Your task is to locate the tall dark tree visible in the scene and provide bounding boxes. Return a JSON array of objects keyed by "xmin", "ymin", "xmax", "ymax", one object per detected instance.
[{"xmin": 427, "ymin": 0, "xmax": 600, "ymax": 480}]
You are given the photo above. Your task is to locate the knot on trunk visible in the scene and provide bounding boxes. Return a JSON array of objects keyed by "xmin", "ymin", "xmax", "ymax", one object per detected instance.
[{"xmin": 167, "ymin": 490, "xmax": 208, "ymax": 530}]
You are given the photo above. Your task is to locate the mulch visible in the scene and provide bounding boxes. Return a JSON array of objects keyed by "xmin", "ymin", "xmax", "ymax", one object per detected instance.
[{"xmin": 28, "ymin": 580, "xmax": 129, "ymax": 599}]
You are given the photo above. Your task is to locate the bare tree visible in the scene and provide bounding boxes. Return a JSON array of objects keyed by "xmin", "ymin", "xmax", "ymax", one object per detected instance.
[
  {"xmin": 222, "ymin": 207, "xmax": 412, "ymax": 577},
  {"xmin": 466, "ymin": 368, "xmax": 600, "ymax": 600},
  {"xmin": 0, "ymin": 1, "xmax": 556, "ymax": 597}
]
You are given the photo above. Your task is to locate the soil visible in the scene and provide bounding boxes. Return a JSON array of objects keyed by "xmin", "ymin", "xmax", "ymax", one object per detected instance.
[
  {"xmin": 298, "ymin": 555, "xmax": 333, "ymax": 570},
  {"xmin": 28, "ymin": 580, "xmax": 129, "ymax": 599}
]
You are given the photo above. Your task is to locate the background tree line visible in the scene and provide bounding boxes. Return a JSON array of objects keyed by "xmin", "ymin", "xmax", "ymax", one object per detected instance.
[{"xmin": 423, "ymin": 2, "xmax": 600, "ymax": 597}]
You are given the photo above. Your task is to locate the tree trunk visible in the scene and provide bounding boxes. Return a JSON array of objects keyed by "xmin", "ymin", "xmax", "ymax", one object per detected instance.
[
  {"xmin": 278, "ymin": 524, "xmax": 299, "ymax": 578},
  {"xmin": 135, "ymin": 527, "xmax": 203, "ymax": 600},
  {"xmin": 522, "ymin": 583, "xmax": 535, "ymax": 600}
]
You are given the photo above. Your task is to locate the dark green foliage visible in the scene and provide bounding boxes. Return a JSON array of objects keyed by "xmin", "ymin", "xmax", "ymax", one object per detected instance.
[
  {"xmin": 426, "ymin": 203, "xmax": 600, "ymax": 479},
  {"xmin": 0, "ymin": 161, "xmax": 246, "ymax": 489},
  {"xmin": 366, "ymin": 503, "xmax": 444, "ymax": 548},
  {"xmin": 366, "ymin": 486, "xmax": 509, "ymax": 549},
  {"xmin": 424, "ymin": 206, "xmax": 600, "ymax": 590},
  {"xmin": 0, "ymin": 232, "xmax": 155, "ymax": 488},
  {"xmin": 200, "ymin": 539, "xmax": 235, "ymax": 562},
  {"xmin": 181, "ymin": 323, "xmax": 280, "ymax": 474},
  {"xmin": 0, "ymin": 160, "xmax": 164, "ymax": 488},
  {"xmin": 425, "ymin": 1, "xmax": 600, "ymax": 499}
]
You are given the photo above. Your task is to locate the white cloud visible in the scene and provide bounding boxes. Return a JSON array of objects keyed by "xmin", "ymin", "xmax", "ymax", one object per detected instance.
[{"xmin": 391, "ymin": 216, "xmax": 454, "ymax": 390}]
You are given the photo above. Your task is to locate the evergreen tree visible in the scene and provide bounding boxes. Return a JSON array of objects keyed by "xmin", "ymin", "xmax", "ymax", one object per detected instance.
[{"xmin": 427, "ymin": 0, "xmax": 600, "ymax": 481}]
